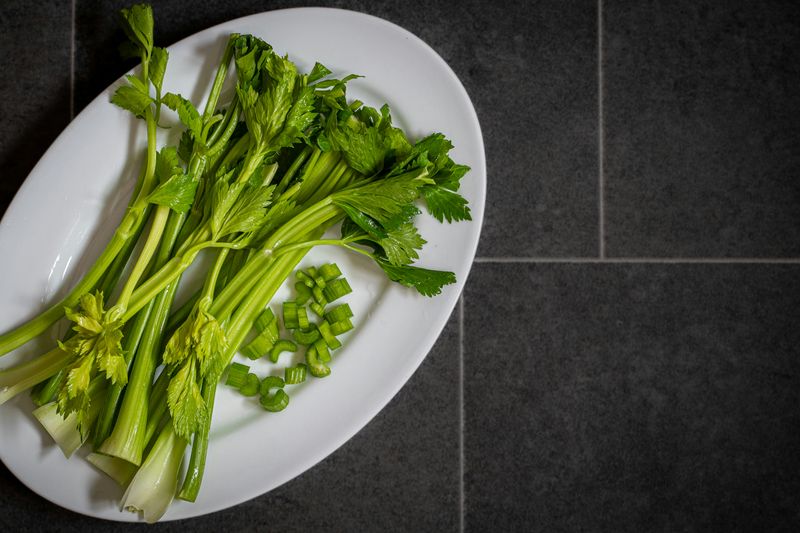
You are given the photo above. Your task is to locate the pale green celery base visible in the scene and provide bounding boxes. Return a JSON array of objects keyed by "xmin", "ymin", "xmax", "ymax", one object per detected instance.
[
  {"xmin": 33, "ymin": 382, "xmax": 107, "ymax": 458},
  {"xmin": 32, "ymin": 403, "xmax": 84, "ymax": 458},
  {"xmin": 120, "ymin": 423, "xmax": 187, "ymax": 523},
  {"xmin": 86, "ymin": 453, "xmax": 138, "ymax": 487}
]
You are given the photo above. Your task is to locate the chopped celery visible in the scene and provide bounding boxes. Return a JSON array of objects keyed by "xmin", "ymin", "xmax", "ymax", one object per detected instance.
[
  {"xmin": 330, "ymin": 318, "xmax": 354, "ymax": 336},
  {"xmin": 254, "ymin": 308, "xmax": 276, "ymax": 333},
  {"xmin": 318, "ymin": 321, "xmax": 342, "ymax": 350},
  {"xmin": 270, "ymin": 339, "xmax": 298, "ymax": 363},
  {"xmin": 225, "ymin": 362, "xmax": 250, "ymax": 388},
  {"xmin": 324, "ymin": 303, "xmax": 353, "ymax": 324},
  {"xmin": 292, "ymin": 327, "xmax": 320, "ymax": 345},
  {"xmin": 283, "ymin": 301, "xmax": 299, "ymax": 329},
  {"xmin": 322, "ymin": 278, "xmax": 352, "ymax": 302},
  {"xmin": 240, "ymin": 373, "xmax": 260, "ymax": 396},
  {"xmin": 285, "ymin": 364, "xmax": 307, "ymax": 384}
]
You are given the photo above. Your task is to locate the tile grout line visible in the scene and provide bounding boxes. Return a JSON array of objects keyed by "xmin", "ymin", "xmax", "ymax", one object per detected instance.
[
  {"xmin": 597, "ymin": 0, "xmax": 606, "ymax": 259},
  {"xmin": 69, "ymin": 0, "xmax": 76, "ymax": 120},
  {"xmin": 474, "ymin": 256, "xmax": 800, "ymax": 264},
  {"xmin": 458, "ymin": 294, "xmax": 465, "ymax": 533}
]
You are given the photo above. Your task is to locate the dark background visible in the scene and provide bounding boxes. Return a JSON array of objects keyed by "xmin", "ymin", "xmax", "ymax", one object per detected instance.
[{"xmin": 2, "ymin": 1, "xmax": 800, "ymax": 531}]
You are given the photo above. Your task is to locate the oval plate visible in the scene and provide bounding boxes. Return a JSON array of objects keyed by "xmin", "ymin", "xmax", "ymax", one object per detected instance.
[{"xmin": 0, "ymin": 7, "xmax": 485, "ymax": 522}]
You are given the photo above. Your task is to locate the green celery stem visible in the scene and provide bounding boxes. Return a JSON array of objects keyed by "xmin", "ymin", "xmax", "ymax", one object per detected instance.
[
  {"xmin": 92, "ymin": 298, "xmax": 156, "ymax": 449},
  {"xmin": 97, "ymin": 281, "xmax": 177, "ymax": 464},
  {"xmin": 210, "ymin": 202, "xmax": 341, "ymax": 320},
  {"xmin": 178, "ymin": 248, "xmax": 309, "ymax": 501},
  {"xmin": 203, "ymin": 249, "xmax": 229, "ymax": 301},
  {"xmin": 273, "ymin": 145, "xmax": 313, "ymax": 195},
  {"xmin": 208, "ymin": 255, "xmax": 268, "ymax": 319},
  {"xmin": 95, "ymin": 203, "xmax": 153, "ymax": 298},
  {"xmin": 298, "ymin": 154, "xmax": 346, "ymax": 205},
  {"xmin": 93, "ymin": 203, "xmax": 189, "ymax": 447},
  {"xmin": 30, "ymin": 369, "xmax": 64, "ymax": 407},
  {"xmin": 177, "ymin": 380, "xmax": 215, "ymax": 502},
  {"xmin": 143, "ymin": 389, "xmax": 169, "ymax": 447},
  {"xmin": 175, "ymin": 249, "xmax": 228, "ymax": 501},
  {"xmin": 217, "ymin": 133, "xmax": 250, "ymax": 171},
  {"xmin": 0, "ymin": 347, "xmax": 73, "ymax": 405},
  {"xmin": 98, "ymin": 205, "xmax": 190, "ymax": 463},
  {"xmin": 164, "ymin": 288, "xmax": 201, "ymax": 335},
  {"xmin": 172, "ymin": 247, "xmax": 228, "ymax": 499},
  {"xmin": 114, "ymin": 205, "xmax": 170, "ymax": 311},
  {"xmin": 144, "ymin": 370, "xmax": 170, "ymax": 445},
  {"xmin": 148, "ymin": 367, "xmax": 170, "ymax": 415},
  {"xmin": 202, "ymin": 34, "xmax": 239, "ymax": 120},
  {"xmin": 226, "ymin": 250, "xmax": 313, "ymax": 352},
  {"xmin": 117, "ymin": 150, "xmax": 214, "ymax": 323},
  {"xmin": 206, "ymin": 98, "xmax": 240, "ymax": 156},
  {"xmin": 164, "ymin": 247, "xmax": 238, "ymax": 337},
  {"xmin": 120, "ymin": 246, "xmax": 202, "ymax": 323},
  {"xmin": 218, "ymin": 248, "xmax": 248, "ymax": 291}
]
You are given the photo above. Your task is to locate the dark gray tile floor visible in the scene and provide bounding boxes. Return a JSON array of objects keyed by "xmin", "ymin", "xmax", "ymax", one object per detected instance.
[
  {"xmin": 604, "ymin": 1, "xmax": 800, "ymax": 258},
  {"xmin": 1, "ymin": 1, "xmax": 799, "ymax": 531},
  {"xmin": 464, "ymin": 263, "xmax": 800, "ymax": 532}
]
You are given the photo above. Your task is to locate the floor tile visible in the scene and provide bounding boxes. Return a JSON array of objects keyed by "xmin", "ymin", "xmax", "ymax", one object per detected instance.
[
  {"xmin": 0, "ymin": 1, "xmax": 71, "ymax": 217},
  {"xmin": 604, "ymin": 1, "xmax": 800, "ymax": 257},
  {"xmin": 464, "ymin": 262, "xmax": 800, "ymax": 532}
]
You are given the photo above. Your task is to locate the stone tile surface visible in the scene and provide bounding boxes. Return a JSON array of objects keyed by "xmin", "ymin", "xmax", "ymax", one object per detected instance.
[
  {"xmin": 464, "ymin": 262, "xmax": 800, "ymax": 532},
  {"xmin": 604, "ymin": 1, "xmax": 800, "ymax": 257}
]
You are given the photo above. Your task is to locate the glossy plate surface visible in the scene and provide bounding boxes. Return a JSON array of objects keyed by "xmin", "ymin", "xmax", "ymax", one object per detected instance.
[{"xmin": 0, "ymin": 7, "xmax": 485, "ymax": 521}]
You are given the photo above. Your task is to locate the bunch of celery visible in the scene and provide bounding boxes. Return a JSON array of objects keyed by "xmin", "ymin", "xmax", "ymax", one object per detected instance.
[{"xmin": 0, "ymin": 3, "xmax": 471, "ymax": 522}]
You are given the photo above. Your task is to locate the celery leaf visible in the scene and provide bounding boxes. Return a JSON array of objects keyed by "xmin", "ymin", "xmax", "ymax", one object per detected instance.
[
  {"xmin": 163, "ymin": 302, "xmax": 227, "ymax": 439},
  {"xmin": 118, "ymin": 4, "xmax": 154, "ymax": 56},
  {"xmin": 56, "ymin": 292, "xmax": 126, "ymax": 432},
  {"xmin": 376, "ymin": 222, "xmax": 427, "ymax": 266},
  {"xmin": 332, "ymin": 169, "xmax": 430, "ymax": 226},
  {"xmin": 162, "ymin": 92, "xmax": 203, "ymax": 143},
  {"xmin": 376, "ymin": 260, "xmax": 456, "ymax": 297},
  {"xmin": 148, "ymin": 46, "xmax": 168, "ymax": 94},
  {"xmin": 421, "ymin": 185, "xmax": 472, "ymax": 223},
  {"xmin": 307, "ymin": 62, "xmax": 332, "ymax": 83},
  {"xmin": 219, "ymin": 184, "xmax": 275, "ymax": 238},
  {"xmin": 111, "ymin": 76, "xmax": 153, "ymax": 118},
  {"xmin": 167, "ymin": 361, "xmax": 207, "ymax": 439},
  {"xmin": 147, "ymin": 173, "xmax": 198, "ymax": 214}
]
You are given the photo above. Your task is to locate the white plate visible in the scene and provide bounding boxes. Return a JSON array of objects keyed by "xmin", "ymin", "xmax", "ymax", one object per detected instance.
[{"xmin": 0, "ymin": 7, "xmax": 485, "ymax": 522}]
